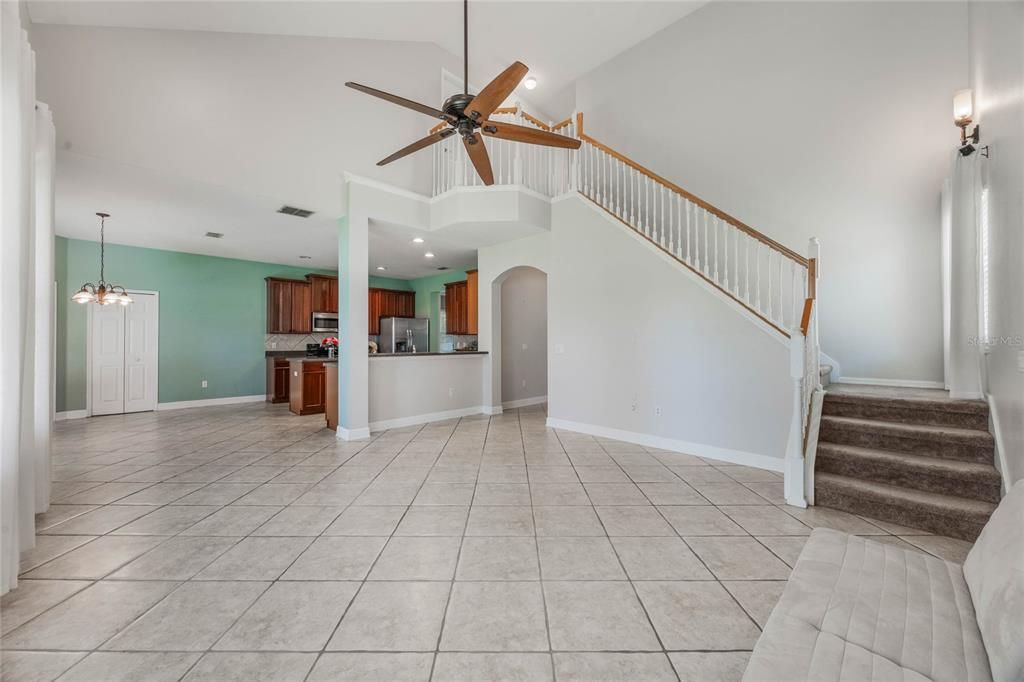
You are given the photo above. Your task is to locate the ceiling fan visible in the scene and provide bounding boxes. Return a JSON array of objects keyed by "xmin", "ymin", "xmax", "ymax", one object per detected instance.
[{"xmin": 345, "ymin": 0, "xmax": 581, "ymax": 186}]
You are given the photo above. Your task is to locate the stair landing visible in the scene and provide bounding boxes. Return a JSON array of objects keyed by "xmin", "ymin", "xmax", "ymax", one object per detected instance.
[{"xmin": 814, "ymin": 383, "xmax": 1000, "ymax": 541}]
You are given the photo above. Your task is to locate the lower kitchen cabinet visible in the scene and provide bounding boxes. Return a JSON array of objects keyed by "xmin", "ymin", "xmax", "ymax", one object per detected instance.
[
  {"xmin": 289, "ymin": 359, "xmax": 325, "ymax": 415},
  {"xmin": 325, "ymin": 363, "xmax": 338, "ymax": 430},
  {"xmin": 266, "ymin": 357, "xmax": 290, "ymax": 403}
]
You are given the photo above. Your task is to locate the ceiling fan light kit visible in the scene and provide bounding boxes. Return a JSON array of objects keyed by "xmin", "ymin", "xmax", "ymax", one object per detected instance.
[{"xmin": 345, "ymin": 0, "xmax": 580, "ymax": 186}]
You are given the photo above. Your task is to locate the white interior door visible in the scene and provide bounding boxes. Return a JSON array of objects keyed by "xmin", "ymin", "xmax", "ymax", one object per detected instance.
[
  {"xmin": 124, "ymin": 293, "xmax": 158, "ymax": 413},
  {"xmin": 90, "ymin": 303, "xmax": 126, "ymax": 416}
]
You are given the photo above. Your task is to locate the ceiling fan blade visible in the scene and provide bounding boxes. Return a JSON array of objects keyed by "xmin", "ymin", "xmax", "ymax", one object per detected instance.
[
  {"xmin": 377, "ymin": 128, "xmax": 456, "ymax": 166},
  {"xmin": 346, "ymin": 82, "xmax": 456, "ymax": 124},
  {"xmin": 462, "ymin": 133, "xmax": 494, "ymax": 186},
  {"xmin": 480, "ymin": 120, "xmax": 582, "ymax": 150},
  {"xmin": 465, "ymin": 61, "xmax": 528, "ymax": 121}
]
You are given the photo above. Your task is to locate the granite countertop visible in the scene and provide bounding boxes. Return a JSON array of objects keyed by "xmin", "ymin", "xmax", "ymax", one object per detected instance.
[
  {"xmin": 289, "ymin": 357, "xmax": 338, "ymax": 363},
  {"xmin": 370, "ymin": 351, "xmax": 487, "ymax": 357},
  {"xmin": 265, "ymin": 350, "xmax": 308, "ymax": 358}
]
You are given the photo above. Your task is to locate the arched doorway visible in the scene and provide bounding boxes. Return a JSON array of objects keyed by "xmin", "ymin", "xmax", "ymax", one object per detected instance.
[{"xmin": 491, "ymin": 265, "xmax": 548, "ymax": 413}]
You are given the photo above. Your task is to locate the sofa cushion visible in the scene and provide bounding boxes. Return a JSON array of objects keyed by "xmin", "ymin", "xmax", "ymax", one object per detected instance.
[
  {"xmin": 964, "ymin": 479, "xmax": 1024, "ymax": 682},
  {"xmin": 743, "ymin": 529, "xmax": 991, "ymax": 682}
]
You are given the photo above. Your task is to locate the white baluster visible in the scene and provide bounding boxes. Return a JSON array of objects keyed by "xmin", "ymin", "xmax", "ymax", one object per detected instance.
[
  {"xmin": 755, "ymin": 242, "xmax": 762, "ymax": 312},
  {"xmin": 767, "ymin": 249, "xmax": 774, "ymax": 323}
]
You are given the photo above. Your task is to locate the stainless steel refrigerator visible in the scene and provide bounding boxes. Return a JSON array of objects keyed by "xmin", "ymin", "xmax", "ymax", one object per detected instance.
[{"xmin": 379, "ymin": 317, "xmax": 429, "ymax": 353}]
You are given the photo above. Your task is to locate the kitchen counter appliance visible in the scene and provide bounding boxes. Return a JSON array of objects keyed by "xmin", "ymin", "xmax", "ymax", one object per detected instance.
[
  {"xmin": 306, "ymin": 343, "xmax": 329, "ymax": 358},
  {"xmin": 379, "ymin": 317, "xmax": 429, "ymax": 354},
  {"xmin": 311, "ymin": 311, "xmax": 338, "ymax": 332}
]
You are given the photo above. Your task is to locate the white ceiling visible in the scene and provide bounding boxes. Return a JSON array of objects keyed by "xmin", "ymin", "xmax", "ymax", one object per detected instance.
[
  {"xmin": 56, "ymin": 151, "xmax": 342, "ymax": 269},
  {"xmin": 28, "ymin": 1, "xmax": 704, "ymax": 110},
  {"xmin": 368, "ymin": 219, "xmax": 477, "ymax": 279},
  {"xmin": 29, "ymin": 1, "xmax": 705, "ymax": 267}
]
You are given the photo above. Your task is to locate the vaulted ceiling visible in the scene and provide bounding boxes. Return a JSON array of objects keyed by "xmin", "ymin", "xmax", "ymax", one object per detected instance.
[{"xmin": 29, "ymin": 1, "xmax": 705, "ymax": 269}]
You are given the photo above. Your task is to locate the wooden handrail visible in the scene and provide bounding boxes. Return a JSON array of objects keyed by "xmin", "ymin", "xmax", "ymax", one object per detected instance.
[
  {"xmin": 577, "ymin": 130, "xmax": 808, "ymax": 267},
  {"xmin": 551, "ymin": 116, "xmax": 573, "ymax": 131},
  {"xmin": 799, "ymin": 298, "xmax": 814, "ymax": 336}
]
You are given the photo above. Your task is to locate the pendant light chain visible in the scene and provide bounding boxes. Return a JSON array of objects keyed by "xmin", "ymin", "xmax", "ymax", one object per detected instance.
[
  {"xmin": 99, "ymin": 213, "xmax": 105, "ymax": 284},
  {"xmin": 71, "ymin": 212, "xmax": 131, "ymax": 306}
]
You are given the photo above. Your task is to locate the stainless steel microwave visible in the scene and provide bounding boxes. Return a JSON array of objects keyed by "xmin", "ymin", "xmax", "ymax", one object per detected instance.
[{"xmin": 311, "ymin": 312, "xmax": 338, "ymax": 332}]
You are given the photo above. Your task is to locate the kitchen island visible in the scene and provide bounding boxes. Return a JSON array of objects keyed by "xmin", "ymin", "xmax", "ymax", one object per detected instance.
[
  {"xmin": 368, "ymin": 351, "xmax": 489, "ymax": 431},
  {"xmin": 289, "ymin": 357, "xmax": 336, "ymax": 416}
]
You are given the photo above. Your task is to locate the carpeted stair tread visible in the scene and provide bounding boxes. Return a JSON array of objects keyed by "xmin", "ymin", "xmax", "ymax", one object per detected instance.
[
  {"xmin": 819, "ymin": 415, "xmax": 994, "ymax": 463},
  {"xmin": 815, "ymin": 473, "xmax": 996, "ymax": 541},
  {"xmin": 816, "ymin": 443, "xmax": 1002, "ymax": 503},
  {"xmin": 823, "ymin": 391, "xmax": 988, "ymax": 429}
]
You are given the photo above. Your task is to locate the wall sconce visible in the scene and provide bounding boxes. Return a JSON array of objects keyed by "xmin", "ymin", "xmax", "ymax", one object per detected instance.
[{"xmin": 953, "ymin": 89, "xmax": 982, "ymax": 156}]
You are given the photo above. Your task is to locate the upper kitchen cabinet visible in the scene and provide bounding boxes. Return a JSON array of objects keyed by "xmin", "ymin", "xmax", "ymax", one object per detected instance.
[
  {"xmin": 368, "ymin": 287, "xmax": 415, "ymax": 335},
  {"xmin": 266, "ymin": 276, "xmax": 313, "ymax": 334},
  {"xmin": 445, "ymin": 280, "xmax": 468, "ymax": 334},
  {"xmin": 307, "ymin": 274, "xmax": 338, "ymax": 314},
  {"xmin": 466, "ymin": 270, "xmax": 479, "ymax": 335}
]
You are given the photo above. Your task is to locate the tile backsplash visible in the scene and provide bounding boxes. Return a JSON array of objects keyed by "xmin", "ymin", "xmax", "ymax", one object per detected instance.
[{"xmin": 265, "ymin": 333, "xmax": 330, "ymax": 351}]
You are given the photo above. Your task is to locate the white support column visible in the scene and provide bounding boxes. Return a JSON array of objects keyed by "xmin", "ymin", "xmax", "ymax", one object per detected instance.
[
  {"xmin": 337, "ymin": 187, "xmax": 370, "ymax": 440},
  {"xmin": 784, "ymin": 332, "xmax": 808, "ymax": 508}
]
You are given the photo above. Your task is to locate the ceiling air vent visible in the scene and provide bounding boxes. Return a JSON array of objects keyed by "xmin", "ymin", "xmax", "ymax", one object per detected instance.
[
  {"xmin": 278, "ymin": 205, "xmax": 315, "ymax": 218},
  {"xmin": 436, "ymin": 266, "xmax": 450, "ymax": 271},
  {"xmin": 205, "ymin": 232, "xmax": 224, "ymax": 239}
]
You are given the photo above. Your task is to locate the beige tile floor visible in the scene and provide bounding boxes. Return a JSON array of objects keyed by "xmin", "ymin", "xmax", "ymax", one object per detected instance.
[{"xmin": 1, "ymin": 403, "xmax": 973, "ymax": 681}]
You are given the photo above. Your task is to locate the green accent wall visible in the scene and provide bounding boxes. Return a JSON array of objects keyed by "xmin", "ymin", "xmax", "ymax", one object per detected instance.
[
  {"xmin": 368, "ymin": 276, "xmax": 413, "ymax": 291},
  {"xmin": 408, "ymin": 270, "xmax": 470, "ymax": 351},
  {"xmin": 56, "ymin": 237, "xmax": 334, "ymax": 412}
]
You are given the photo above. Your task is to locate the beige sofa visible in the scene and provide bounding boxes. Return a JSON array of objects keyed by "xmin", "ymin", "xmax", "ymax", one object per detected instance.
[{"xmin": 743, "ymin": 480, "xmax": 1023, "ymax": 682}]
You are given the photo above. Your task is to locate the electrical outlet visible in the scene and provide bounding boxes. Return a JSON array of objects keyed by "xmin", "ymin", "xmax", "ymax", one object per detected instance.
[
  {"xmin": 201, "ymin": 380, "xmax": 208, "ymax": 388},
  {"xmin": 631, "ymin": 403, "xmax": 637, "ymax": 412},
  {"xmin": 1018, "ymin": 350, "xmax": 1024, "ymax": 372},
  {"xmin": 522, "ymin": 343, "xmax": 528, "ymax": 351},
  {"xmin": 271, "ymin": 342, "xmax": 277, "ymax": 349},
  {"xmin": 521, "ymin": 379, "xmax": 526, "ymax": 388},
  {"xmin": 448, "ymin": 387, "xmax": 454, "ymax": 397},
  {"xmin": 554, "ymin": 344, "xmax": 565, "ymax": 354},
  {"xmin": 655, "ymin": 406, "xmax": 662, "ymax": 416}
]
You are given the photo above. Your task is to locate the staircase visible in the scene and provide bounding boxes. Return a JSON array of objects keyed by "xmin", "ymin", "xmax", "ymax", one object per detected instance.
[{"xmin": 815, "ymin": 386, "xmax": 1000, "ymax": 541}]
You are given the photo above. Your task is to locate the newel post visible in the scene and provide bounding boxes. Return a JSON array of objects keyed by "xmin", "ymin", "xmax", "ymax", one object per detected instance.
[{"xmin": 784, "ymin": 332, "xmax": 808, "ymax": 508}]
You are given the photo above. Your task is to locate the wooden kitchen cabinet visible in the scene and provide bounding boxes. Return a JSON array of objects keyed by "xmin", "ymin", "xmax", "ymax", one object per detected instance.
[
  {"xmin": 289, "ymin": 359, "xmax": 326, "ymax": 415},
  {"xmin": 445, "ymin": 280, "xmax": 469, "ymax": 334},
  {"xmin": 266, "ymin": 277, "xmax": 313, "ymax": 334},
  {"xmin": 368, "ymin": 287, "xmax": 415, "ymax": 335},
  {"xmin": 266, "ymin": 357, "xmax": 290, "ymax": 403},
  {"xmin": 290, "ymin": 281, "xmax": 312, "ymax": 334},
  {"xmin": 466, "ymin": 269, "xmax": 479, "ymax": 334},
  {"xmin": 307, "ymin": 274, "xmax": 338, "ymax": 313},
  {"xmin": 325, "ymin": 363, "xmax": 338, "ymax": 430}
]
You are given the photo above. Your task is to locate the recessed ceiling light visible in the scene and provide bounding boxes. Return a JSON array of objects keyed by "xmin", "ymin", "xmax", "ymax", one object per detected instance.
[
  {"xmin": 299, "ymin": 255, "xmax": 311, "ymax": 260},
  {"xmin": 204, "ymin": 231, "xmax": 224, "ymax": 239},
  {"xmin": 424, "ymin": 252, "xmax": 435, "ymax": 258},
  {"xmin": 376, "ymin": 266, "xmax": 387, "ymax": 271},
  {"xmin": 523, "ymin": 77, "xmax": 537, "ymax": 90},
  {"xmin": 412, "ymin": 237, "xmax": 424, "ymax": 244}
]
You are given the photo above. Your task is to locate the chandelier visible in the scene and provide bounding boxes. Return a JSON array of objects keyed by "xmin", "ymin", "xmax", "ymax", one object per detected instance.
[{"xmin": 71, "ymin": 212, "xmax": 132, "ymax": 306}]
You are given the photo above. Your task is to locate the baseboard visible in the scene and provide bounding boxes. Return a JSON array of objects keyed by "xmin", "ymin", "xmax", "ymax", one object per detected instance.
[
  {"xmin": 368, "ymin": 405, "xmax": 486, "ymax": 432},
  {"xmin": 337, "ymin": 426, "xmax": 371, "ymax": 441},
  {"xmin": 502, "ymin": 395, "xmax": 547, "ymax": 409},
  {"xmin": 156, "ymin": 394, "xmax": 265, "ymax": 411},
  {"xmin": 544, "ymin": 417, "xmax": 784, "ymax": 472},
  {"xmin": 834, "ymin": 377, "xmax": 946, "ymax": 390},
  {"xmin": 55, "ymin": 410, "xmax": 87, "ymax": 422},
  {"xmin": 483, "ymin": 405, "xmax": 504, "ymax": 416}
]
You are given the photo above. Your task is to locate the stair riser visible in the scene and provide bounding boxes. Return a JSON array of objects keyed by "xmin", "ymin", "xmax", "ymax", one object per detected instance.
[
  {"xmin": 819, "ymin": 423, "xmax": 993, "ymax": 464},
  {"xmin": 822, "ymin": 401, "xmax": 988, "ymax": 430},
  {"xmin": 816, "ymin": 452, "xmax": 1002, "ymax": 504},
  {"xmin": 815, "ymin": 483, "xmax": 986, "ymax": 541}
]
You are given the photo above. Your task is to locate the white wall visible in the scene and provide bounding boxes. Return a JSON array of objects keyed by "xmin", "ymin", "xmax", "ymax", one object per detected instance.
[
  {"xmin": 500, "ymin": 267, "xmax": 548, "ymax": 405},
  {"xmin": 572, "ymin": 1, "xmax": 968, "ymax": 384},
  {"xmin": 368, "ymin": 354, "xmax": 485, "ymax": 430},
  {"xmin": 478, "ymin": 196, "xmax": 792, "ymax": 468},
  {"xmin": 968, "ymin": 1, "xmax": 1024, "ymax": 485}
]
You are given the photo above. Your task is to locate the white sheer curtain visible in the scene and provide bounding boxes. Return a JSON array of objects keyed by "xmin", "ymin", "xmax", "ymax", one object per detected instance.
[
  {"xmin": 1, "ymin": 2, "xmax": 55, "ymax": 596},
  {"xmin": 941, "ymin": 151, "xmax": 986, "ymax": 400}
]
